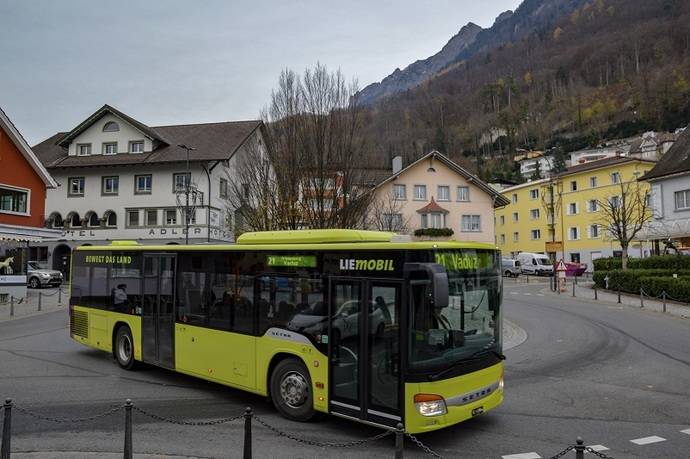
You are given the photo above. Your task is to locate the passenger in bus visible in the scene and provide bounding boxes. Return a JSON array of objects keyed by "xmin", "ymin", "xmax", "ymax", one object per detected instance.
[
  {"xmin": 375, "ymin": 296, "xmax": 392, "ymax": 325},
  {"xmin": 112, "ymin": 284, "xmax": 129, "ymax": 313}
]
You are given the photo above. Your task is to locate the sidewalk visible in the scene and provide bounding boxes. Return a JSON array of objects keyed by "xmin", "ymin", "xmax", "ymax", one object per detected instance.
[
  {"xmin": 543, "ymin": 280, "xmax": 690, "ymax": 319},
  {"xmin": 0, "ymin": 287, "xmax": 68, "ymax": 323},
  {"xmin": 12, "ymin": 453, "xmax": 205, "ymax": 458}
]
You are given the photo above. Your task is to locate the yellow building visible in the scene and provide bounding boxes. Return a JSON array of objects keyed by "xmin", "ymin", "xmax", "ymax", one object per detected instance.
[{"xmin": 495, "ymin": 156, "xmax": 657, "ymax": 269}]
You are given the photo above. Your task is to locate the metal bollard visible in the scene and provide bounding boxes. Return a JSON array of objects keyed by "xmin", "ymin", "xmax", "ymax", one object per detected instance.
[
  {"xmin": 243, "ymin": 407, "xmax": 252, "ymax": 459},
  {"xmin": 58, "ymin": 288, "xmax": 62, "ymax": 305},
  {"xmin": 574, "ymin": 437, "xmax": 585, "ymax": 459},
  {"xmin": 526, "ymin": 275, "xmax": 529, "ymax": 284},
  {"xmin": 572, "ymin": 280, "xmax": 576, "ymax": 297},
  {"xmin": 662, "ymin": 291, "xmax": 667, "ymax": 313},
  {"xmin": 640, "ymin": 287, "xmax": 644, "ymax": 308},
  {"xmin": 594, "ymin": 285, "xmax": 598, "ymax": 300},
  {"xmin": 124, "ymin": 399, "xmax": 133, "ymax": 459},
  {"xmin": 617, "ymin": 286, "xmax": 621, "ymax": 304},
  {"xmin": 395, "ymin": 423, "xmax": 404, "ymax": 459},
  {"xmin": 38, "ymin": 292, "xmax": 42, "ymax": 312},
  {"xmin": 10, "ymin": 297, "xmax": 13, "ymax": 317},
  {"xmin": 1, "ymin": 399, "xmax": 12, "ymax": 459}
]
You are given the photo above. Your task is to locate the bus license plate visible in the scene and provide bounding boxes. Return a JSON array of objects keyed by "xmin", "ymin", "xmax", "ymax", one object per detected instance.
[{"xmin": 472, "ymin": 407, "xmax": 484, "ymax": 416}]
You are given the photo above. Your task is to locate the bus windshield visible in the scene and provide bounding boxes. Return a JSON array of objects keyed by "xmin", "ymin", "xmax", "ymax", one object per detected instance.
[{"xmin": 409, "ymin": 250, "xmax": 502, "ymax": 373}]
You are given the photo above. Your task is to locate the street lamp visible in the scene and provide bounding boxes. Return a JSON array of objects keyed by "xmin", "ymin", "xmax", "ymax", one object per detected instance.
[{"xmin": 177, "ymin": 144, "xmax": 198, "ymax": 245}]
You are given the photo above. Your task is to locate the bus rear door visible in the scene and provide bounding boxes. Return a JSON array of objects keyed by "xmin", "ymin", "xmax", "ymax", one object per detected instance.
[
  {"xmin": 142, "ymin": 254, "xmax": 176, "ymax": 368},
  {"xmin": 328, "ymin": 277, "xmax": 402, "ymax": 427}
]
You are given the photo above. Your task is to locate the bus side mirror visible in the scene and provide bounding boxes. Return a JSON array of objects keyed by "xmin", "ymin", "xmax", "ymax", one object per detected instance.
[{"xmin": 404, "ymin": 263, "xmax": 449, "ymax": 310}]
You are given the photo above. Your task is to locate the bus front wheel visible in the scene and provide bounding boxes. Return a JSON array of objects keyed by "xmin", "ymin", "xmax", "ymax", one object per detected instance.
[
  {"xmin": 270, "ymin": 358, "xmax": 314, "ymax": 422},
  {"xmin": 114, "ymin": 326, "xmax": 136, "ymax": 370}
]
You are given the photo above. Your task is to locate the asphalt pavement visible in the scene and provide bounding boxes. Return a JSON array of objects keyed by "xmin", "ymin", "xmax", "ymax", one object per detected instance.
[{"xmin": 1, "ymin": 279, "xmax": 689, "ymax": 458}]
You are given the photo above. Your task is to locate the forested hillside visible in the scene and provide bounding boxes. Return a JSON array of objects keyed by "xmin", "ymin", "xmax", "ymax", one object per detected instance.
[{"xmin": 360, "ymin": 0, "xmax": 690, "ymax": 181}]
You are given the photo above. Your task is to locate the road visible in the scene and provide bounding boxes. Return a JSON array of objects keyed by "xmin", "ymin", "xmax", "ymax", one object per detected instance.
[{"xmin": 0, "ymin": 281, "xmax": 689, "ymax": 458}]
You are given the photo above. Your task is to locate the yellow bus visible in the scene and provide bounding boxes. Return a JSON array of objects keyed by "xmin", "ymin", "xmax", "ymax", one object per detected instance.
[{"xmin": 68, "ymin": 230, "xmax": 504, "ymax": 433}]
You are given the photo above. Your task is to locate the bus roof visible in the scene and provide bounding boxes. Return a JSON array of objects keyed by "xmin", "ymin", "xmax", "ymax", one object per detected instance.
[{"xmin": 75, "ymin": 230, "xmax": 498, "ymax": 252}]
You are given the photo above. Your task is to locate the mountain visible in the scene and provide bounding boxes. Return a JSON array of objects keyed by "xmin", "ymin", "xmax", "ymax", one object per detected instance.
[
  {"xmin": 356, "ymin": 23, "xmax": 482, "ymax": 105},
  {"xmin": 358, "ymin": 0, "xmax": 587, "ymax": 105}
]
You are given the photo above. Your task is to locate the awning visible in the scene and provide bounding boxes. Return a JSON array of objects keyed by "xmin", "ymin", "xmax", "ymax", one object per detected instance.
[{"xmin": 0, "ymin": 223, "xmax": 63, "ymax": 243}]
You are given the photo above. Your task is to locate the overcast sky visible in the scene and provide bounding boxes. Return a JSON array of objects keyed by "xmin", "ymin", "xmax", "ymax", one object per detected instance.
[{"xmin": 0, "ymin": 0, "xmax": 519, "ymax": 145}]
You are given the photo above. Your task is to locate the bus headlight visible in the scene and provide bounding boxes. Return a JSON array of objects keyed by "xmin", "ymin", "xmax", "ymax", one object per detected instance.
[{"xmin": 414, "ymin": 394, "xmax": 447, "ymax": 416}]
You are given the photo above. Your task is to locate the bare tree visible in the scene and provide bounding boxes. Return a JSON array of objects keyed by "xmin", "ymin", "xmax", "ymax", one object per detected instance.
[
  {"xmin": 368, "ymin": 189, "xmax": 410, "ymax": 232},
  {"xmin": 596, "ymin": 181, "xmax": 652, "ymax": 269}
]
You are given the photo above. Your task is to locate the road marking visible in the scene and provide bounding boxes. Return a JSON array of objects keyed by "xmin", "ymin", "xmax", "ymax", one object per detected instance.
[
  {"xmin": 510, "ymin": 292, "xmax": 518, "ymax": 295},
  {"xmin": 630, "ymin": 436, "xmax": 666, "ymax": 445},
  {"xmin": 681, "ymin": 428, "xmax": 690, "ymax": 435},
  {"xmin": 523, "ymin": 293, "xmax": 532, "ymax": 296},
  {"xmin": 587, "ymin": 445, "xmax": 610, "ymax": 452},
  {"xmin": 502, "ymin": 453, "xmax": 541, "ymax": 459},
  {"xmin": 537, "ymin": 294, "xmax": 545, "ymax": 297}
]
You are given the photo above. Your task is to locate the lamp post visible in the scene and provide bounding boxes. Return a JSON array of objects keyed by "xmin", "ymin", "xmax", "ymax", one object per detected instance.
[{"xmin": 177, "ymin": 144, "xmax": 197, "ymax": 245}]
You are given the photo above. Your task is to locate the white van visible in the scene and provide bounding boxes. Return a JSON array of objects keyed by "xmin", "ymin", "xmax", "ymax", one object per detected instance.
[{"xmin": 517, "ymin": 252, "xmax": 554, "ymax": 276}]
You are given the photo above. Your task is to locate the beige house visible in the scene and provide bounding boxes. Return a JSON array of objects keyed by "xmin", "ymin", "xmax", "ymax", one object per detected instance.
[{"xmin": 370, "ymin": 151, "xmax": 509, "ymax": 243}]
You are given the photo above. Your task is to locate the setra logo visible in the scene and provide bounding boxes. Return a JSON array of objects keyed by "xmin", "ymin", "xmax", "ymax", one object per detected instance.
[{"xmin": 339, "ymin": 259, "xmax": 395, "ymax": 271}]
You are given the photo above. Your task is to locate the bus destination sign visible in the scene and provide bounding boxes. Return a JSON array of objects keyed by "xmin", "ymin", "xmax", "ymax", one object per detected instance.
[{"xmin": 267, "ymin": 255, "xmax": 317, "ymax": 268}]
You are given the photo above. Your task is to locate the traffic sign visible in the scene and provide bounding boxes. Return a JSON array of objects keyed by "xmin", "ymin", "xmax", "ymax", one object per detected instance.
[{"xmin": 555, "ymin": 259, "xmax": 567, "ymax": 272}]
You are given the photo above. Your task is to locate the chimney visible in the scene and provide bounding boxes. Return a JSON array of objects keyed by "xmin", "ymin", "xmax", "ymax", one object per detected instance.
[{"xmin": 392, "ymin": 155, "xmax": 403, "ymax": 174}]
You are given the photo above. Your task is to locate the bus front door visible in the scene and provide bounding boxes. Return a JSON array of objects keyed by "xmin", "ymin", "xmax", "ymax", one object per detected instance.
[
  {"xmin": 329, "ymin": 278, "xmax": 402, "ymax": 428},
  {"xmin": 142, "ymin": 254, "xmax": 176, "ymax": 369}
]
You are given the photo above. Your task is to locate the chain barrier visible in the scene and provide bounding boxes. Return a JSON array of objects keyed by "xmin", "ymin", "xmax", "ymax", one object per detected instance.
[
  {"xmin": 404, "ymin": 432, "xmax": 445, "ymax": 458},
  {"xmin": 131, "ymin": 405, "xmax": 244, "ymax": 426},
  {"xmin": 585, "ymin": 446, "xmax": 616, "ymax": 458},
  {"xmin": 13, "ymin": 403, "xmax": 122, "ymax": 423},
  {"xmin": 547, "ymin": 445, "xmax": 574, "ymax": 459},
  {"xmin": 253, "ymin": 414, "xmax": 392, "ymax": 448}
]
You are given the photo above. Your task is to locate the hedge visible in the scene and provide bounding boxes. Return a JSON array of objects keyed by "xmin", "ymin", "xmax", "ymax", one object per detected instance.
[
  {"xmin": 593, "ymin": 255, "xmax": 690, "ymax": 271},
  {"xmin": 638, "ymin": 276, "xmax": 690, "ymax": 302},
  {"xmin": 593, "ymin": 269, "xmax": 690, "ymax": 302},
  {"xmin": 414, "ymin": 228, "xmax": 454, "ymax": 237}
]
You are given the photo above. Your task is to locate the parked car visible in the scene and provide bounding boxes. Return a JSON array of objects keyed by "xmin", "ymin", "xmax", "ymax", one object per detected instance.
[
  {"xmin": 517, "ymin": 252, "xmax": 554, "ymax": 276},
  {"xmin": 27, "ymin": 261, "xmax": 63, "ymax": 289},
  {"xmin": 501, "ymin": 258, "xmax": 521, "ymax": 277},
  {"xmin": 287, "ymin": 299, "xmax": 390, "ymax": 341}
]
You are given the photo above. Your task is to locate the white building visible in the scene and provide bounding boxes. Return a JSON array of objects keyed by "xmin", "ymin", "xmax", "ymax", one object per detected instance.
[
  {"xmin": 32, "ymin": 104, "xmax": 266, "ymax": 274},
  {"xmin": 514, "ymin": 151, "xmax": 554, "ymax": 178}
]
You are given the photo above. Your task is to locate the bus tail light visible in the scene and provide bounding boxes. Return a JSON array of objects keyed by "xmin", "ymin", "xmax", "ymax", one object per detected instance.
[{"xmin": 414, "ymin": 394, "xmax": 447, "ymax": 417}]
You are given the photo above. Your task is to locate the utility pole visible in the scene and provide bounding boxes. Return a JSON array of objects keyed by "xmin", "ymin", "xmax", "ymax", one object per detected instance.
[{"xmin": 177, "ymin": 144, "xmax": 197, "ymax": 245}]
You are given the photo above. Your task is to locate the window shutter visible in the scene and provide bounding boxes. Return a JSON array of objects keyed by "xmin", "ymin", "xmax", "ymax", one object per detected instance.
[{"xmin": 651, "ymin": 183, "xmax": 663, "ymax": 218}]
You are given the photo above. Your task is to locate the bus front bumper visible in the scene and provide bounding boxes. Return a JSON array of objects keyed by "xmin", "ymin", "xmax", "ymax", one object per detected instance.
[{"xmin": 404, "ymin": 362, "xmax": 504, "ymax": 433}]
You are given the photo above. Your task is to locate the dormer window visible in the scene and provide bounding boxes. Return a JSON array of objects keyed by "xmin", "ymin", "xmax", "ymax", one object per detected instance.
[
  {"xmin": 130, "ymin": 141, "xmax": 144, "ymax": 153},
  {"xmin": 103, "ymin": 121, "xmax": 120, "ymax": 132},
  {"xmin": 103, "ymin": 142, "xmax": 117, "ymax": 155}
]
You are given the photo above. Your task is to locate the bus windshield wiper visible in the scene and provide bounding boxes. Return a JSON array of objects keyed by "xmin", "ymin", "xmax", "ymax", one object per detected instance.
[{"xmin": 468, "ymin": 348, "xmax": 506, "ymax": 360}]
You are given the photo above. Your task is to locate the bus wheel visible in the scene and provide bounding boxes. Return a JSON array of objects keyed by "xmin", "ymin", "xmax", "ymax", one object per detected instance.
[
  {"xmin": 115, "ymin": 326, "xmax": 136, "ymax": 370},
  {"xmin": 270, "ymin": 358, "xmax": 314, "ymax": 422}
]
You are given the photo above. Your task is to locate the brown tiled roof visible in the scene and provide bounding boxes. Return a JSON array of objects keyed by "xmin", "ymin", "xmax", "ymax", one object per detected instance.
[
  {"xmin": 416, "ymin": 197, "xmax": 449, "ymax": 214},
  {"xmin": 556, "ymin": 156, "xmax": 656, "ymax": 177},
  {"xmin": 641, "ymin": 125, "xmax": 690, "ymax": 181},
  {"xmin": 33, "ymin": 118, "xmax": 263, "ymax": 169}
]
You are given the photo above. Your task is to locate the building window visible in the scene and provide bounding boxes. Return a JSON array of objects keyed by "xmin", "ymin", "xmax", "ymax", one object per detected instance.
[
  {"xmin": 420, "ymin": 214, "xmax": 427, "ymax": 228},
  {"xmin": 130, "ymin": 141, "xmax": 144, "ymax": 153},
  {"xmin": 87, "ymin": 212, "xmax": 100, "ymax": 227},
  {"xmin": 102, "ymin": 142, "xmax": 117, "ymax": 155},
  {"xmin": 570, "ymin": 181, "xmax": 577, "ymax": 191},
  {"xmin": 512, "ymin": 193, "xmax": 518, "ymax": 204},
  {"xmin": 127, "ymin": 210, "xmax": 140, "ymax": 227},
  {"xmin": 173, "ymin": 173, "xmax": 191, "ymax": 192},
  {"xmin": 675, "ymin": 189, "xmax": 690, "ymax": 210},
  {"xmin": 77, "ymin": 143, "xmax": 91, "ymax": 156},
  {"xmin": 568, "ymin": 202, "xmax": 578, "ymax": 215},
  {"xmin": 590, "ymin": 176, "xmax": 598, "ymax": 188},
  {"xmin": 68, "ymin": 177, "xmax": 85, "ymax": 196},
  {"xmin": 569, "ymin": 227, "xmax": 580, "ymax": 240},
  {"xmin": 609, "ymin": 195, "xmax": 620, "ymax": 208},
  {"xmin": 499, "ymin": 215, "xmax": 505, "ymax": 225},
  {"xmin": 135, "ymin": 175, "xmax": 152, "ymax": 194},
  {"xmin": 105, "ymin": 211, "xmax": 117, "ymax": 227},
  {"xmin": 165, "ymin": 209, "xmax": 177, "ymax": 225},
  {"xmin": 103, "ymin": 121, "xmax": 120, "ymax": 132},
  {"xmin": 589, "ymin": 224, "xmax": 600, "ymax": 238},
  {"xmin": 529, "ymin": 189, "xmax": 539, "ymax": 200},
  {"xmin": 531, "ymin": 229, "xmax": 541, "ymax": 240},
  {"xmin": 146, "ymin": 209, "xmax": 158, "ymax": 226},
  {"xmin": 430, "ymin": 213, "xmax": 444, "ymax": 228},
  {"xmin": 393, "ymin": 184, "xmax": 406, "ymax": 200},
  {"xmin": 457, "ymin": 186, "xmax": 470, "ymax": 202},
  {"xmin": 570, "ymin": 253, "xmax": 581, "ymax": 263},
  {"xmin": 512, "ymin": 212, "xmax": 519, "ymax": 222},
  {"xmin": 611, "ymin": 172, "xmax": 621, "ymax": 184},
  {"xmin": 530, "ymin": 208, "xmax": 540, "ymax": 219},
  {"xmin": 461, "ymin": 215, "xmax": 481, "ymax": 232},
  {"xmin": 588, "ymin": 199, "xmax": 598, "ymax": 212},
  {"xmin": 383, "ymin": 213, "xmax": 402, "ymax": 229},
  {"xmin": 513, "ymin": 231, "xmax": 519, "ymax": 242},
  {"xmin": 220, "ymin": 178, "xmax": 228, "ymax": 198},
  {"xmin": 0, "ymin": 185, "xmax": 29, "ymax": 215},
  {"xmin": 68, "ymin": 212, "xmax": 82, "ymax": 228},
  {"xmin": 413, "ymin": 185, "xmax": 427, "ymax": 200},
  {"xmin": 437, "ymin": 185, "xmax": 450, "ymax": 201},
  {"xmin": 500, "ymin": 234, "xmax": 506, "ymax": 244},
  {"xmin": 102, "ymin": 176, "xmax": 119, "ymax": 195}
]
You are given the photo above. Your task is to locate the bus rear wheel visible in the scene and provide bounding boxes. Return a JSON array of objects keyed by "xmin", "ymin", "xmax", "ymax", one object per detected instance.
[
  {"xmin": 114, "ymin": 326, "xmax": 136, "ymax": 370},
  {"xmin": 270, "ymin": 358, "xmax": 314, "ymax": 422}
]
